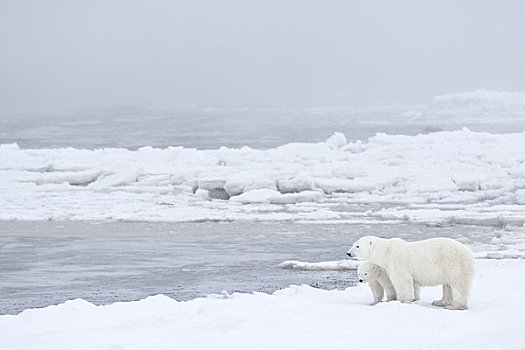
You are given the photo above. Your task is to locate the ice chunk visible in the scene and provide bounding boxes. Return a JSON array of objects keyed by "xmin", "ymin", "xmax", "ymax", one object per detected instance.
[
  {"xmin": 194, "ymin": 188, "xmax": 209, "ymax": 199},
  {"xmin": 279, "ymin": 259, "xmax": 358, "ymax": 270},
  {"xmin": 270, "ymin": 191, "xmax": 323, "ymax": 204},
  {"xmin": 277, "ymin": 177, "xmax": 313, "ymax": 194},
  {"xmin": 315, "ymin": 178, "xmax": 376, "ymax": 194},
  {"xmin": 325, "ymin": 132, "xmax": 347, "ymax": 148},
  {"xmin": 224, "ymin": 176, "xmax": 277, "ymax": 197},
  {"xmin": 197, "ymin": 177, "xmax": 227, "ymax": 190},
  {"xmin": 230, "ymin": 189, "xmax": 280, "ymax": 204},
  {"xmin": 89, "ymin": 168, "xmax": 143, "ymax": 190},
  {"xmin": 230, "ymin": 189, "xmax": 322, "ymax": 204},
  {"xmin": 35, "ymin": 169, "xmax": 102, "ymax": 186},
  {"xmin": 223, "ymin": 179, "xmax": 245, "ymax": 196},
  {"xmin": 209, "ymin": 188, "xmax": 230, "ymax": 200}
]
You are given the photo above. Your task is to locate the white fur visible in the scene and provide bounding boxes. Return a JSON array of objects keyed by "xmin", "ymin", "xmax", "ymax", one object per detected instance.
[
  {"xmin": 348, "ymin": 236, "xmax": 474, "ymax": 310},
  {"xmin": 358, "ymin": 262, "xmax": 396, "ymax": 305}
]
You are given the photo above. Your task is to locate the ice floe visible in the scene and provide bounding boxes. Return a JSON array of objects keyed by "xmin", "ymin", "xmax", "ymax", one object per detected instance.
[
  {"xmin": 278, "ymin": 259, "xmax": 359, "ymax": 271},
  {"xmin": 1, "ymin": 128, "xmax": 525, "ymax": 224}
]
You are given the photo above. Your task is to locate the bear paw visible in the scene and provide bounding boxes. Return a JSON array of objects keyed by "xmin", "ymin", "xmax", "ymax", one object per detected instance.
[
  {"xmin": 444, "ymin": 304, "xmax": 468, "ymax": 310},
  {"xmin": 432, "ymin": 300, "xmax": 449, "ymax": 307}
]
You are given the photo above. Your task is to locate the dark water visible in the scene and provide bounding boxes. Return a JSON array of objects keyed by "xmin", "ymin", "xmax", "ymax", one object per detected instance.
[
  {"xmin": 0, "ymin": 220, "xmax": 495, "ymax": 315},
  {"xmin": 2, "ymin": 106, "xmax": 522, "ymax": 150},
  {"xmin": 0, "ymin": 106, "xmax": 426, "ymax": 150}
]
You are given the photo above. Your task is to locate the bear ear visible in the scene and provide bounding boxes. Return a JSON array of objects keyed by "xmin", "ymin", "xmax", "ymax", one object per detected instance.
[{"xmin": 370, "ymin": 265, "xmax": 376, "ymax": 270}]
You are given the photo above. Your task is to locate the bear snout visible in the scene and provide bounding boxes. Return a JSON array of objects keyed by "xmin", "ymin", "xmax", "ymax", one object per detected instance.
[
  {"xmin": 346, "ymin": 252, "xmax": 352, "ymax": 257},
  {"xmin": 359, "ymin": 279, "xmax": 363, "ymax": 283}
]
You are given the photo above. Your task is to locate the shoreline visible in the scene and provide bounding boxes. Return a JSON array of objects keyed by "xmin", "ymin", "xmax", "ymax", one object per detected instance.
[
  {"xmin": 0, "ymin": 220, "xmax": 505, "ymax": 315},
  {"xmin": 1, "ymin": 259, "xmax": 524, "ymax": 349}
]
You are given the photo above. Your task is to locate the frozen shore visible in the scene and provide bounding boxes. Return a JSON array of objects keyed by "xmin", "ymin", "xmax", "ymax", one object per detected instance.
[
  {"xmin": 1, "ymin": 220, "xmax": 504, "ymax": 315},
  {"xmin": 1, "ymin": 259, "xmax": 524, "ymax": 350},
  {"xmin": 1, "ymin": 220, "xmax": 523, "ymax": 314}
]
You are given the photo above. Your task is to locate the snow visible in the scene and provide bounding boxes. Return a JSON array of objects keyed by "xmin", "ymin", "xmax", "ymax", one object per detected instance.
[
  {"xmin": 1, "ymin": 128, "xmax": 525, "ymax": 224},
  {"xmin": 230, "ymin": 189, "xmax": 323, "ymax": 205},
  {"xmin": 1, "ymin": 259, "xmax": 524, "ymax": 349}
]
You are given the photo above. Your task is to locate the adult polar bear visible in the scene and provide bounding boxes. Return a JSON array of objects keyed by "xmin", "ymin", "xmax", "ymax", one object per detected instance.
[{"xmin": 347, "ymin": 236, "xmax": 474, "ymax": 310}]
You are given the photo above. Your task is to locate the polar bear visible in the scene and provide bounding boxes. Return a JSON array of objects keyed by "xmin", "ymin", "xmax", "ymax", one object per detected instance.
[
  {"xmin": 347, "ymin": 236, "xmax": 474, "ymax": 310},
  {"xmin": 358, "ymin": 262, "xmax": 397, "ymax": 305}
]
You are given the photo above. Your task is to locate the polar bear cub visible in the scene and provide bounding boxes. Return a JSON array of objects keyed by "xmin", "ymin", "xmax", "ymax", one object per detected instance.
[
  {"xmin": 358, "ymin": 262, "xmax": 397, "ymax": 305},
  {"xmin": 348, "ymin": 236, "xmax": 474, "ymax": 310}
]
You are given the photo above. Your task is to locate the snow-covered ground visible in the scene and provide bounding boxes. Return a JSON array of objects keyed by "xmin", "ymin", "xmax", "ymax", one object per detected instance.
[
  {"xmin": 1, "ymin": 258, "xmax": 523, "ymax": 350},
  {"xmin": 2, "ymin": 128, "xmax": 525, "ymax": 224}
]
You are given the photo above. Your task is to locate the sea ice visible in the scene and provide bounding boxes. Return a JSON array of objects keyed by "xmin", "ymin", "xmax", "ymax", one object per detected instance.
[{"xmin": 1, "ymin": 128, "xmax": 525, "ymax": 224}]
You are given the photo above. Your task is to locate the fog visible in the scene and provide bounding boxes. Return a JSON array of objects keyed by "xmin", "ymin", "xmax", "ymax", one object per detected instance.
[{"xmin": 1, "ymin": 0, "xmax": 524, "ymax": 114}]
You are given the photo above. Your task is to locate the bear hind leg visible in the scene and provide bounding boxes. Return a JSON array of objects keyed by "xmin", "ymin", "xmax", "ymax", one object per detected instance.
[
  {"xmin": 432, "ymin": 284, "xmax": 452, "ymax": 307},
  {"xmin": 444, "ymin": 284, "xmax": 469, "ymax": 310}
]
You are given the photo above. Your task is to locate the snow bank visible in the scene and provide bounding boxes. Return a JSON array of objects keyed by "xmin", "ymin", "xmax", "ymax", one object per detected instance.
[
  {"xmin": 1, "ymin": 129, "xmax": 525, "ymax": 224},
  {"xmin": 1, "ymin": 260, "xmax": 523, "ymax": 350}
]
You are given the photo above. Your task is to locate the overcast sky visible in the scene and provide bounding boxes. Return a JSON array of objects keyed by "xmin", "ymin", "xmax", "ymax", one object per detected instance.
[{"xmin": 1, "ymin": 0, "xmax": 524, "ymax": 113}]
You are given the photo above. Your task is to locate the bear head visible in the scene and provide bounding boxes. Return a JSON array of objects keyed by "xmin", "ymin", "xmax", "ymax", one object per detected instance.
[
  {"xmin": 357, "ymin": 262, "xmax": 379, "ymax": 283},
  {"xmin": 346, "ymin": 235, "xmax": 377, "ymax": 260}
]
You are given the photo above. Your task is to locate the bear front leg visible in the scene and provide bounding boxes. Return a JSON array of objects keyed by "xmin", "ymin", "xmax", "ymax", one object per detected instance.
[
  {"xmin": 383, "ymin": 282, "xmax": 397, "ymax": 302},
  {"xmin": 378, "ymin": 275, "xmax": 396, "ymax": 302},
  {"xmin": 368, "ymin": 281, "xmax": 384, "ymax": 305},
  {"xmin": 389, "ymin": 269, "xmax": 415, "ymax": 303},
  {"xmin": 413, "ymin": 283, "xmax": 420, "ymax": 301}
]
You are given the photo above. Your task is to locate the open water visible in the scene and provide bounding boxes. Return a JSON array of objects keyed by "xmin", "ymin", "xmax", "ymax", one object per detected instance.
[{"xmin": 0, "ymin": 220, "xmax": 495, "ymax": 314}]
